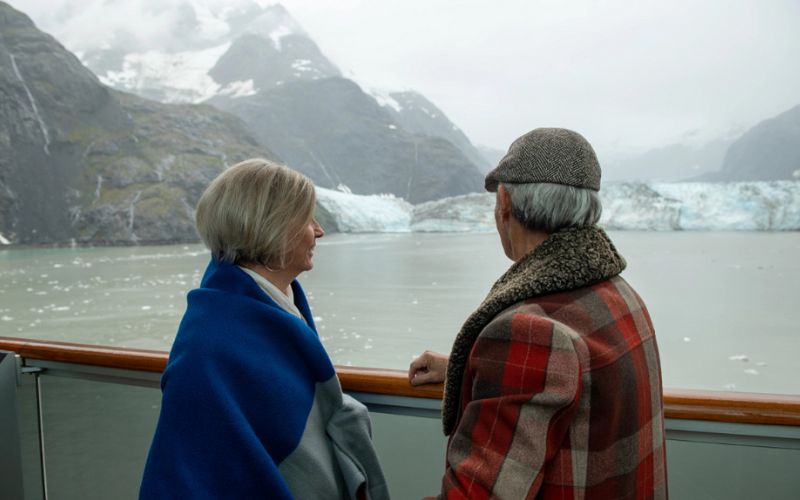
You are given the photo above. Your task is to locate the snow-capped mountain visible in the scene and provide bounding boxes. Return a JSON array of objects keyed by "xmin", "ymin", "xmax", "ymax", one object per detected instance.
[
  {"xmin": 82, "ymin": 3, "xmax": 339, "ymax": 103},
  {"xmin": 57, "ymin": 1, "xmax": 486, "ymax": 201}
]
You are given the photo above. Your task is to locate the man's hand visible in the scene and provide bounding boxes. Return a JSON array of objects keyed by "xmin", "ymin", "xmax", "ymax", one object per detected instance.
[{"xmin": 408, "ymin": 351, "xmax": 449, "ymax": 386}]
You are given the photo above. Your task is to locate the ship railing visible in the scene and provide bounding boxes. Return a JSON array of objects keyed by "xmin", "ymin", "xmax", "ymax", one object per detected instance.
[{"xmin": 1, "ymin": 336, "xmax": 799, "ymax": 499}]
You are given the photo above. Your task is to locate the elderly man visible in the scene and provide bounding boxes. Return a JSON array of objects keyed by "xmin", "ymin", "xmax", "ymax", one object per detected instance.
[{"xmin": 409, "ymin": 128, "xmax": 667, "ymax": 499}]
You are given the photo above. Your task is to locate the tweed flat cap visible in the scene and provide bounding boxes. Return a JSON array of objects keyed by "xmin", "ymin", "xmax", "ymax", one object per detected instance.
[{"xmin": 485, "ymin": 128, "xmax": 601, "ymax": 192}]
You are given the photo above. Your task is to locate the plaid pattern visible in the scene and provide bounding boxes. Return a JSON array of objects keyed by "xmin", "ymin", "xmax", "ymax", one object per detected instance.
[{"xmin": 441, "ymin": 276, "xmax": 667, "ymax": 499}]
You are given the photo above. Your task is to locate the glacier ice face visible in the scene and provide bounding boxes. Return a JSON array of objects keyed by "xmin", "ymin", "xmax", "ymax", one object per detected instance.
[
  {"xmin": 411, "ymin": 193, "xmax": 496, "ymax": 233},
  {"xmin": 318, "ymin": 181, "xmax": 800, "ymax": 233},
  {"xmin": 601, "ymin": 181, "xmax": 800, "ymax": 231},
  {"xmin": 315, "ymin": 187, "xmax": 412, "ymax": 233}
]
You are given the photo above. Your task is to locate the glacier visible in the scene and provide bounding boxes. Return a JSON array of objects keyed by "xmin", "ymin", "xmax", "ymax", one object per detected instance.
[
  {"xmin": 316, "ymin": 181, "xmax": 800, "ymax": 233},
  {"xmin": 315, "ymin": 187, "xmax": 412, "ymax": 233}
]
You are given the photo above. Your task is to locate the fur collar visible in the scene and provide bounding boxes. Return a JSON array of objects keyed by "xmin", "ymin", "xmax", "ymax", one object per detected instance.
[{"xmin": 442, "ymin": 225, "xmax": 626, "ymax": 435}]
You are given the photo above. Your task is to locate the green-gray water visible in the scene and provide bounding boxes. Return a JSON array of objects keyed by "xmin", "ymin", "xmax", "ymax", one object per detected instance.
[{"xmin": 1, "ymin": 231, "xmax": 798, "ymax": 394}]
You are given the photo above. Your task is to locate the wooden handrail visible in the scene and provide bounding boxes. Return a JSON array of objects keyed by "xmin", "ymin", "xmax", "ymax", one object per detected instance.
[{"xmin": 1, "ymin": 336, "xmax": 799, "ymax": 426}]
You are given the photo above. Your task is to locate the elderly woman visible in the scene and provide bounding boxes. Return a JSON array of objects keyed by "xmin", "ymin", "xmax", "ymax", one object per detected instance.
[{"xmin": 140, "ymin": 159, "xmax": 387, "ymax": 499}]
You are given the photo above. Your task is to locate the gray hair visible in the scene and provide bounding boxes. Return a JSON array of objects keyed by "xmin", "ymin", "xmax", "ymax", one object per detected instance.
[
  {"xmin": 503, "ymin": 182, "xmax": 602, "ymax": 233},
  {"xmin": 195, "ymin": 159, "xmax": 316, "ymax": 268}
]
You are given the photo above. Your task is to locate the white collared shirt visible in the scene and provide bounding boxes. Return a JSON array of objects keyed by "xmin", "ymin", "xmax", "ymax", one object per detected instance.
[{"xmin": 238, "ymin": 266, "xmax": 306, "ymax": 323}]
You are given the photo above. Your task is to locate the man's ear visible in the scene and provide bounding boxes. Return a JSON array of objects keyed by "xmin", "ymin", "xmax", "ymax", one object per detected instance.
[{"xmin": 497, "ymin": 184, "xmax": 512, "ymax": 220}]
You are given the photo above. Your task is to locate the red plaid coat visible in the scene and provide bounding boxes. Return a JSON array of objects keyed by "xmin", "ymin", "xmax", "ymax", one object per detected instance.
[{"xmin": 439, "ymin": 227, "xmax": 667, "ymax": 499}]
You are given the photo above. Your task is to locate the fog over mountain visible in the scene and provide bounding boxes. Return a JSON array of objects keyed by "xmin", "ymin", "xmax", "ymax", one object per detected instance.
[
  {"xmin": 25, "ymin": 1, "xmax": 486, "ymax": 200},
  {"xmin": 603, "ymin": 132, "xmax": 741, "ymax": 183},
  {"xmin": 24, "ymin": 0, "xmax": 800, "ymax": 156},
  {"xmin": 19, "ymin": 0, "xmax": 800, "ymax": 184}
]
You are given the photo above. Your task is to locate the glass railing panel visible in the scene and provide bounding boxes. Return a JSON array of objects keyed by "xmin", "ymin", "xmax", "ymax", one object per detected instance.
[
  {"xmin": 37, "ymin": 375, "xmax": 160, "ymax": 500},
  {"xmin": 667, "ymin": 438, "xmax": 800, "ymax": 500},
  {"xmin": 368, "ymin": 411, "xmax": 447, "ymax": 497},
  {"xmin": 7, "ymin": 362, "xmax": 800, "ymax": 500}
]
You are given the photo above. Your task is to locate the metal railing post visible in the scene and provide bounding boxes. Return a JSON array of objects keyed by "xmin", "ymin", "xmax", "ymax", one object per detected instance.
[
  {"xmin": 0, "ymin": 352, "xmax": 25, "ymax": 500},
  {"xmin": 33, "ymin": 370, "xmax": 49, "ymax": 500}
]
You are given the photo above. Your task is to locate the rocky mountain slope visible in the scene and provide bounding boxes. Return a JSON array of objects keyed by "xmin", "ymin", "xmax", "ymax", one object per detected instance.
[
  {"xmin": 211, "ymin": 77, "xmax": 483, "ymax": 203},
  {"xmin": 0, "ymin": 2, "xmax": 277, "ymax": 245},
  {"xmin": 699, "ymin": 104, "xmax": 800, "ymax": 182},
  {"xmin": 377, "ymin": 90, "xmax": 490, "ymax": 171}
]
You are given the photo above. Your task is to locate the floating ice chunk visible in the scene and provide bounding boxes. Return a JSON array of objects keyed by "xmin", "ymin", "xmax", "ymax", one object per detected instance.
[
  {"xmin": 744, "ymin": 369, "xmax": 759, "ymax": 375},
  {"xmin": 141, "ymin": 306, "xmax": 152, "ymax": 311},
  {"xmin": 52, "ymin": 306, "xmax": 70, "ymax": 312},
  {"xmin": 411, "ymin": 299, "xmax": 419, "ymax": 305},
  {"xmin": 728, "ymin": 355, "xmax": 749, "ymax": 362},
  {"xmin": 682, "ymin": 337, "xmax": 691, "ymax": 342},
  {"xmin": 756, "ymin": 362, "xmax": 767, "ymax": 367},
  {"xmin": 723, "ymin": 383, "xmax": 737, "ymax": 390},
  {"xmin": 313, "ymin": 316, "xmax": 323, "ymax": 322},
  {"xmin": 1, "ymin": 315, "xmax": 13, "ymax": 321}
]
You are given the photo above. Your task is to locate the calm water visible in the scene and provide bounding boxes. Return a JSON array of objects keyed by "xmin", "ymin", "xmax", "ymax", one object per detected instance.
[{"xmin": 1, "ymin": 231, "xmax": 798, "ymax": 395}]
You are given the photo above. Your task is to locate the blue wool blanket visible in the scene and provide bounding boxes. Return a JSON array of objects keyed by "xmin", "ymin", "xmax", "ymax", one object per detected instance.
[{"xmin": 140, "ymin": 259, "xmax": 387, "ymax": 499}]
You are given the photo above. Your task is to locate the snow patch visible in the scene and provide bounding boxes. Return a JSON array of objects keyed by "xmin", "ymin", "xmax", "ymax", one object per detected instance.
[
  {"xmin": 0, "ymin": 233, "xmax": 10, "ymax": 245},
  {"xmin": 100, "ymin": 43, "xmax": 231, "ymax": 103},
  {"xmin": 291, "ymin": 59, "xmax": 314, "ymax": 71},
  {"xmin": 217, "ymin": 79, "xmax": 258, "ymax": 98},
  {"xmin": 368, "ymin": 88, "xmax": 403, "ymax": 112}
]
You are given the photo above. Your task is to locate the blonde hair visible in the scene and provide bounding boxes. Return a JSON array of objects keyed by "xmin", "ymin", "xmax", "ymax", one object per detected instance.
[{"xmin": 195, "ymin": 159, "xmax": 316, "ymax": 269}]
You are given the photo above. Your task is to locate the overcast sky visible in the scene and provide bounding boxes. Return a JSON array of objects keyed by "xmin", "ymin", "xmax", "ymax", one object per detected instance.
[{"xmin": 20, "ymin": 0, "xmax": 800, "ymax": 156}]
